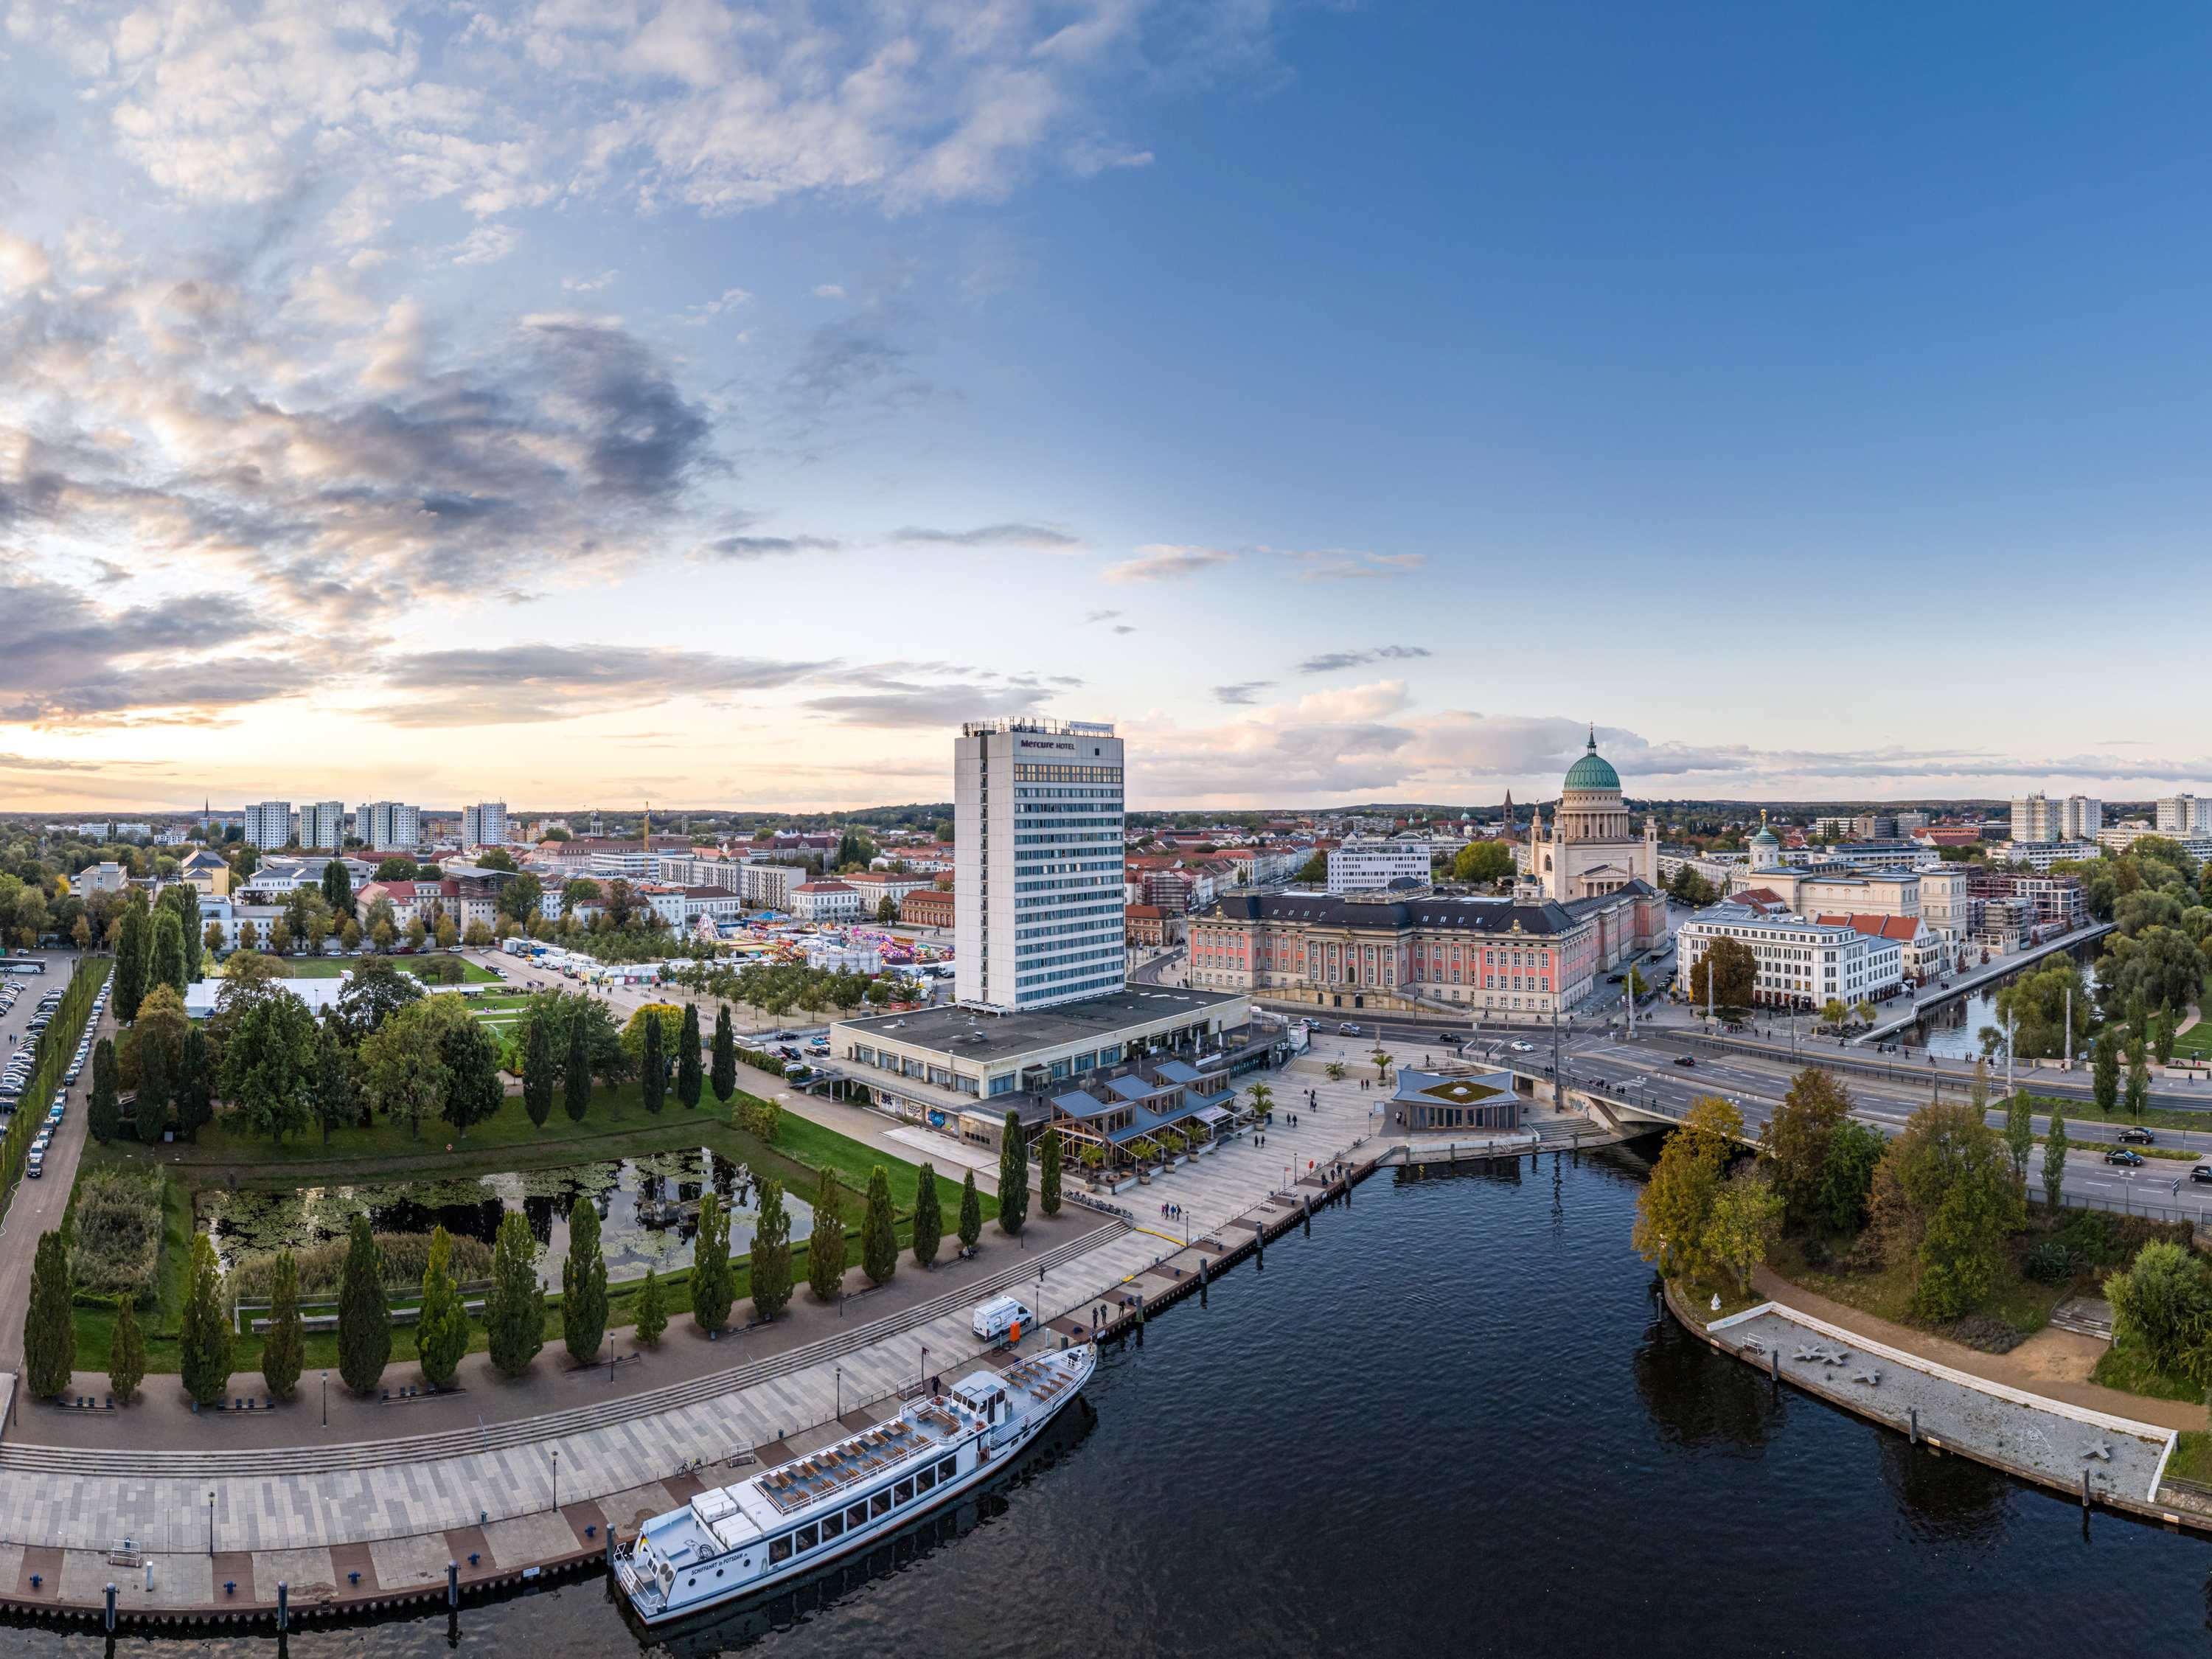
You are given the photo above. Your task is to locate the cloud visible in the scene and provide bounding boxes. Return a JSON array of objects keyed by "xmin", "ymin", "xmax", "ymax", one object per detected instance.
[
  {"xmin": 0, "ymin": 232, "xmax": 53, "ymax": 295},
  {"xmin": 562, "ymin": 271, "xmax": 619, "ymax": 293},
  {"xmin": 1083, "ymin": 608, "xmax": 1122, "ymax": 623},
  {"xmin": 0, "ymin": 566, "xmax": 310, "ymax": 726},
  {"xmin": 1272, "ymin": 548, "xmax": 1427, "ymax": 582},
  {"xmin": 447, "ymin": 223, "xmax": 522, "ymax": 266},
  {"xmin": 891, "ymin": 523, "xmax": 1082, "ymax": 551},
  {"xmin": 813, "ymin": 284, "xmax": 846, "ymax": 299},
  {"xmin": 1214, "ymin": 681, "xmax": 1274, "ymax": 705},
  {"xmin": 374, "ymin": 643, "xmax": 830, "ymax": 726},
  {"xmin": 1102, "ymin": 543, "xmax": 1234, "ymax": 582},
  {"xmin": 0, "ymin": 275, "xmax": 717, "ymax": 610},
  {"xmin": 802, "ymin": 664, "xmax": 1078, "ymax": 729},
  {"xmin": 689, "ymin": 533, "xmax": 841, "ymax": 561},
  {"xmin": 1298, "ymin": 645, "xmax": 1432, "ymax": 675},
  {"xmin": 678, "ymin": 287, "xmax": 752, "ymax": 324}
]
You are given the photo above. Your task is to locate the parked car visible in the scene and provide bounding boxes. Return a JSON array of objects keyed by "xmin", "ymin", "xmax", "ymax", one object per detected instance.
[
  {"xmin": 2104, "ymin": 1148, "xmax": 2145, "ymax": 1166},
  {"xmin": 2118, "ymin": 1127, "xmax": 2156, "ymax": 1144}
]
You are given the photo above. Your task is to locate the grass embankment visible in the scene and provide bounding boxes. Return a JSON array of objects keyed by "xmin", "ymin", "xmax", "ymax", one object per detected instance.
[
  {"xmin": 2008, "ymin": 1093, "xmax": 2212, "ymax": 1136},
  {"xmin": 1764, "ymin": 1208, "xmax": 2188, "ymax": 1354},
  {"xmin": 69, "ymin": 1089, "xmax": 994, "ymax": 1374},
  {"xmin": 2168, "ymin": 1431, "xmax": 2212, "ymax": 1485},
  {"xmin": 2088, "ymin": 1339, "xmax": 2205, "ymax": 1405}
]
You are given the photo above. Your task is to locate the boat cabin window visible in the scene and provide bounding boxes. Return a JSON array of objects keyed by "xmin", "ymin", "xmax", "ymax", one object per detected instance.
[
  {"xmin": 916, "ymin": 1465, "xmax": 936, "ymax": 1494},
  {"xmin": 937, "ymin": 1457, "xmax": 958, "ymax": 1481},
  {"xmin": 894, "ymin": 1478, "xmax": 914, "ymax": 1503},
  {"xmin": 872, "ymin": 1490, "xmax": 893, "ymax": 1517},
  {"xmin": 768, "ymin": 1535, "xmax": 793, "ymax": 1565},
  {"xmin": 823, "ymin": 1511, "xmax": 845, "ymax": 1540},
  {"xmin": 846, "ymin": 1502, "xmax": 868, "ymax": 1528},
  {"xmin": 796, "ymin": 1523, "xmax": 818, "ymax": 1551}
]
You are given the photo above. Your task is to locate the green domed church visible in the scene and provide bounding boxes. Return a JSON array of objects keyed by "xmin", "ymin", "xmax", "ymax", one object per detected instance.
[{"xmin": 1519, "ymin": 727, "xmax": 1663, "ymax": 903}]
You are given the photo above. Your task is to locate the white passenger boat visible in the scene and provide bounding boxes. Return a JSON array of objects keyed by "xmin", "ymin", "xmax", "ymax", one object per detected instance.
[{"xmin": 616, "ymin": 1343, "xmax": 1096, "ymax": 1626}]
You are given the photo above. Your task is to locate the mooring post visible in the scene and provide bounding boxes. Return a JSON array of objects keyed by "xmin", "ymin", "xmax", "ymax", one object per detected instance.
[
  {"xmin": 1199, "ymin": 1256, "xmax": 1208, "ymax": 1307},
  {"xmin": 605, "ymin": 1528, "xmax": 618, "ymax": 1571},
  {"xmin": 104, "ymin": 1583, "xmax": 116, "ymax": 1633},
  {"xmin": 447, "ymin": 1559, "xmax": 459, "ymax": 1608},
  {"xmin": 2081, "ymin": 1468, "xmax": 2092, "ymax": 1510},
  {"xmin": 1302, "ymin": 1195, "xmax": 1312, "ymax": 1237},
  {"xmin": 1910, "ymin": 1407, "xmax": 1919, "ymax": 1445},
  {"xmin": 1770, "ymin": 1346, "xmax": 1779, "ymax": 1386},
  {"xmin": 277, "ymin": 1580, "xmax": 289, "ymax": 1632}
]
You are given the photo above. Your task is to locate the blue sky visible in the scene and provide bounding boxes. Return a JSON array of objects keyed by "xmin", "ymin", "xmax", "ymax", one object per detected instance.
[{"xmin": 1, "ymin": 1, "xmax": 2208, "ymax": 810}]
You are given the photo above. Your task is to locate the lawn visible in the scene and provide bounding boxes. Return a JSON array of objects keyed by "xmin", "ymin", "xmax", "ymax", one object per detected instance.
[
  {"xmin": 1765, "ymin": 1231, "xmax": 2070, "ymax": 1343},
  {"xmin": 2169, "ymin": 1430, "xmax": 2212, "ymax": 1486},
  {"xmin": 2090, "ymin": 1338, "xmax": 2205, "ymax": 1405},
  {"xmin": 219, "ymin": 954, "xmax": 501, "ymax": 984},
  {"xmin": 2172, "ymin": 1023, "xmax": 2212, "ymax": 1061},
  {"xmin": 69, "ymin": 1093, "xmax": 991, "ymax": 1374},
  {"xmin": 2009, "ymin": 1092, "xmax": 2212, "ymax": 1135}
]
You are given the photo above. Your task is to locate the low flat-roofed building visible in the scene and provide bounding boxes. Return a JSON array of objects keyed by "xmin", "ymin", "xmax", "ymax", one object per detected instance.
[{"xmin": 830, "ymin": 984, "xmax": 1254, "ymax": 1149}]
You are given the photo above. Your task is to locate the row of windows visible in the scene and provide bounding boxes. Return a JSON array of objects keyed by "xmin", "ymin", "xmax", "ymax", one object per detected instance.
[
  {"xmin": 1016, "ymin": 961, "xmax": 1124, "ymax": 988},
  {"xmin": 1015, "ymin": 905, "xmax": 1124, "ymax": 939},
  {"xmin": 763, "ymin": 1455, "xmax": 961, "ymax": 1567}
]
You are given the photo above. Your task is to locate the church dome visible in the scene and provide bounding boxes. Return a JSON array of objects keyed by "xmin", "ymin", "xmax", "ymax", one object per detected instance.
[
  {"xmin": 1562, "ymin": 731, "xmax": 1620, "ymax": 793},
  {"xmin": 1750, "ymin": 825, "xmax": 1779, "ymax": 847}
]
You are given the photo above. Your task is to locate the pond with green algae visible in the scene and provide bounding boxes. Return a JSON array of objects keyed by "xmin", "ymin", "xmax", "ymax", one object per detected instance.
[{"xmin": 194, "ymin": 1146, "xmax": 813, "ymax": 1282}]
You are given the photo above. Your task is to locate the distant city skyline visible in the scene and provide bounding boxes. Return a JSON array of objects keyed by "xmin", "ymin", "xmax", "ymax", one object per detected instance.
[{"xmin": 6, "ymin": 5, "xmax": 2212, "ymax": 810}]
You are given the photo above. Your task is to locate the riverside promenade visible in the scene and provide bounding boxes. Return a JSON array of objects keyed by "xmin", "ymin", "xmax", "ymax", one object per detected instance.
[
  {"xmin": 0, "ymin": 1032, "xmax": 1453, "ymax": 1630},
  {"xmin": 1669, "ymin": 1284, "xmax": 2212, "ymax": 1535}
]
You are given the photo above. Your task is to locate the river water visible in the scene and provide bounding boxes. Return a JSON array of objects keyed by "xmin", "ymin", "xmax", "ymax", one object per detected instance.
[{"xmin": 17, "ymin": 1144, "xmax": 2212, "ymax": 1658}]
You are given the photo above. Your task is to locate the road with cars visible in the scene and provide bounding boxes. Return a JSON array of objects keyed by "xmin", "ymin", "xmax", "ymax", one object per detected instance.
[
  {"xmin": 0, "ymin": 950, "xmax": 104, "ymax": 1372},
  {"xmin": 1544, "ymin": 1027, "xmax": 2212, "ymax": 1222}
]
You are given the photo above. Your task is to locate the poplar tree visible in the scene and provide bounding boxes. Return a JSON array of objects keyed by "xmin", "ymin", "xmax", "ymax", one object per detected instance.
[
  {"xmin": 23, "ymin": 1231, "xmax": 74, "ymax": 1399},
  {"xmin": 633, "ymin": 1267, "xmax": 669, "ymax": 1347},
  {"xmin": 167, "ymin": 883, "xmax": 204, "ymax": 983},
  {"xmin": 108, "ymin": 1295, "xmax": 147, "ymax": 1404},
  {"xmin": 1040, "ymin": 1129, "xmax": 1062, "ymax": 1217},
  {"xmin": 807, "ymin": 1172, "xmax": 846, "ymax": 1302},
  {"xmin": 149, "ymin": 908, "xmax": 186, "ymax": 997},
  {"xmin": 748, "ymin": 1179, "xmax": 792, "ymax": 1322},
  {"xmin": 179, "ymin": 1234, "xmax": 232, "ymax": 1407},
  {"xmin": 135, "ymin": 1029, "xmax": 171, "ymax": 1145},
  {"xmin": 563, "ymin": 1197, "xmax": 609, "ymax": 1366},
  {"xmin": 175, "ymin": 1026, "xmax": 213, "ymax": 1140},
  {"xmin": 260, "ymin": 1250, "xmax": 305, "ymax": 1402},
  {"xmin": 678, "ymin": 1002, "xmax": 702, "ymax": 1109},
  {"xmin": 640, "ymin": 1013, "xmax": 665, "ymax": 1115},
  {"xmin": 523, "ymin": 1013, "xmax": 554, "ymax": 1128},
  {"xmin": 861, "ymin": 1165, "xmax": 897, "ymax": 1285},
  {"xmin": 711, "ymin": 1005, "xmax": 736, "ymax": 1105},
  {"xmin": 911, "ymin": 1163, "xmax": 942, "ymax": 1268},
  {"xmin": 336, "ymin": 1215, "xmax": 391, "ymax": 1394},
  {"xmin": 2127, "ymin": 1048, "xmax": 2150, "ymax": 1119},
  {"xmin": 2094, "ymin": 1035, "xmax": 2119, "ymax": 1116},
  {"xmin": 113, "ymin": 900, "xmax": 148, "ymax": 1023},
  {"xmin": 690, "ymin": 1191, "xmax": 734, "ymax": 1335},
  {"xmin": 998, "ymin": 1111, "xmax": 1029, "ymax": 1237},
  {"xmin": 417, "ymin": 1226, "xmax": 469, "ymax": 1390},
  {"xmin": 486, "ymin": 1209, "xmax": 546, "ymax": 1377},
  {"xmin": 2043, "ymin": 1111, "xmax": 2070, "ymax": 1212},
  {"xmin": 88, "ymin": 1037, "xmax": 119, "ymax": 1143},
  {"xmin": 565, "ymin": 1014, "xmax": 592, "ymax": 1122},
  {"xmin": 958, "ymin": 1169, "xmax": 983, "ymax": 1251}
]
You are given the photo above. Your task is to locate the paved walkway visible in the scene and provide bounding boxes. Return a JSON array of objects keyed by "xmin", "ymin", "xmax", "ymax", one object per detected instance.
[{"xmin": 1747, "ymin": 1265, "xmax": 2206, "ymax": 1433}]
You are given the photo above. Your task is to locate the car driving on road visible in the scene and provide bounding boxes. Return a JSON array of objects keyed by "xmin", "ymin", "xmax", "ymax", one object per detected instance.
[
  {"xmin": 2118, "ymin": 1127, "xmax": 2156, "ymax": 1144},
  {"xmin": 2104, "ymin": 1148, "xmax": 2146, "ymax": 1166}
]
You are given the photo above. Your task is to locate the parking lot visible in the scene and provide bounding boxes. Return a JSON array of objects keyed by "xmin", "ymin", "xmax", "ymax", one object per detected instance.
[{"xmin": 0, "ymin": 950, "xmax": 103, "ymax": 1373}]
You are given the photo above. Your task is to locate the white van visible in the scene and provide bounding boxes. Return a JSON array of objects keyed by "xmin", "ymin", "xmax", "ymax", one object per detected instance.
[{"xmin": 970, "ymin": 1295, "xmax": 1034, "ymax": 1343}]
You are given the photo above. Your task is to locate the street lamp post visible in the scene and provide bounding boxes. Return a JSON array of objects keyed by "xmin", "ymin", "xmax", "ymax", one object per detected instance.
[
  {"xmin": 207, "ymin": 1491, "xmax": 215, "ymax": 1558},
  {"xmin": 320, "ymin": 1370, "xmax": 327, "ymax": 1428},
  {"xmin": 551, "ymin": 1448, "xmax": 560, "ymax": 1512}
]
